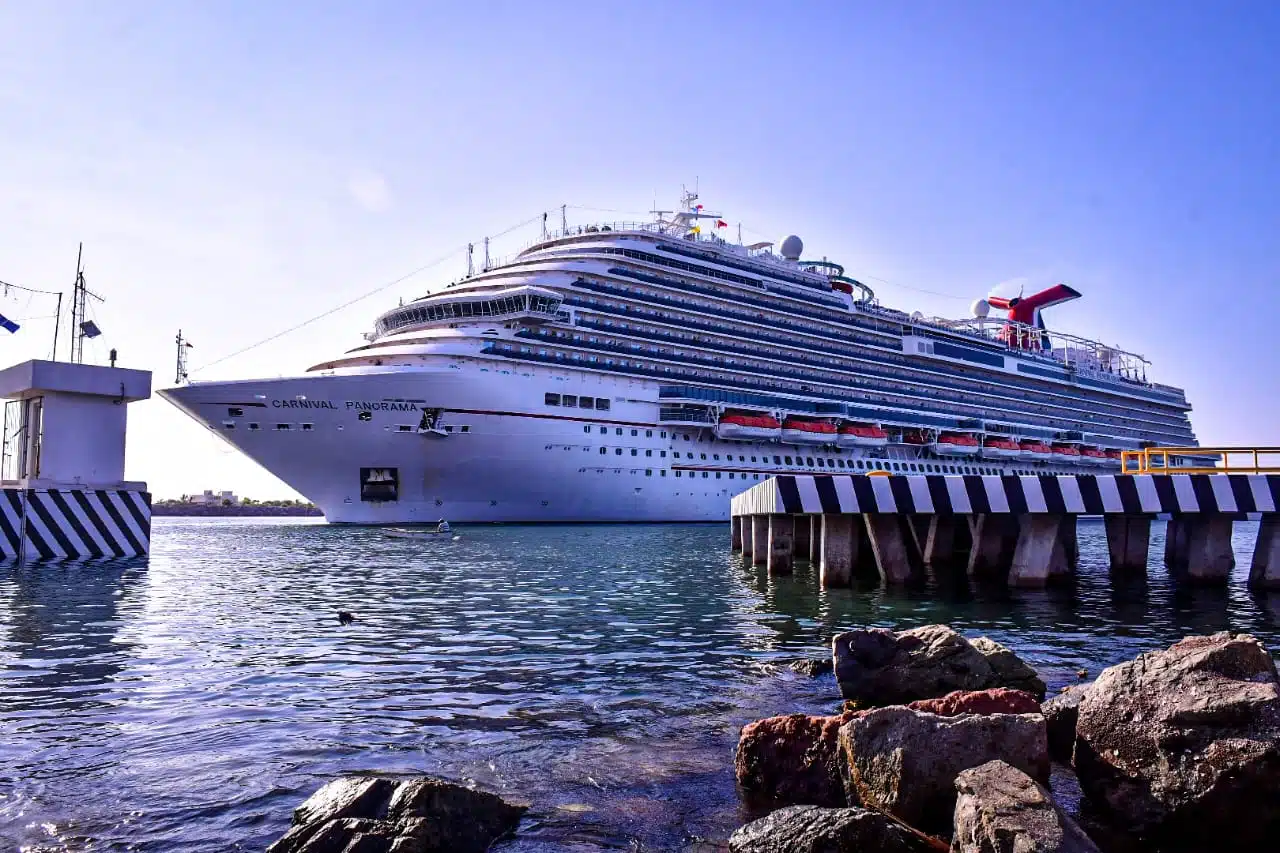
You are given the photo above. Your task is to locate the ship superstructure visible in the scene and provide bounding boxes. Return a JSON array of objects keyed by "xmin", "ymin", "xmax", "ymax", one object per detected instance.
[{"xmin": 161, "ymin": 193, "xmax": 1196, "ymax": 522}]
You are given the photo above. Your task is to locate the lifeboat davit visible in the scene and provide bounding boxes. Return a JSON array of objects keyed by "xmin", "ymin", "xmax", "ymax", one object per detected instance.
[
  {"xmin": 781, "ymin": 417, "xmax": 838, "ymax": 445},
  {"xmin": 1019, "ymin": 440, "xmax": 1052, "ymax": 461},
  {"xmin": 1051, "ymin": 443, "xmax": 1082, "ymax": 462},
  {"xmin": 837, "ymin": 423, "xmax": 889, "ymax": 449},
  {"xmin": 1080, "ymin": 446, "xmax": 1109, "ymax": 466},
  {"xmin": 981, "ymin": 436, "xmax": 1021, "ymax": 459},
  {"xmin": 934, "ymin": 432, "xmax": 981, "ymax": 457},
  {"xmin": 715, "ymin": 412, "xmax": 782, "ymax": 441}
]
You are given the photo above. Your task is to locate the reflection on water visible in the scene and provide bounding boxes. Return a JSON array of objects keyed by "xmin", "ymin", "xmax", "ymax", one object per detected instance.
[{"xmin": 0, "ymin": 518, "xmax": 1276, "ymax": 851}]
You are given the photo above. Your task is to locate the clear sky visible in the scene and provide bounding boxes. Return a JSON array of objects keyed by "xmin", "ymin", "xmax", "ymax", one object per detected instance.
[{"xmin": 1, "ymin": 1, "xmax": 1276, "ymax": 499}]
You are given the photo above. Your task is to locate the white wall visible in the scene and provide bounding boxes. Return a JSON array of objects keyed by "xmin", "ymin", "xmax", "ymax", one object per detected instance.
[{"xmin": 37, "ymin": 392, "xmax": 129, "ymax": 484}]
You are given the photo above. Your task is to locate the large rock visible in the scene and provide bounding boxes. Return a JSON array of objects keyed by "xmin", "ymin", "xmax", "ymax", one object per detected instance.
[
  {"xmin": 267, "ymin": 775, "xmax": 526, "ymax": 853},
  {"xmin": 728, "ymin": 804, "xmax": 943, "ymax": 853},
  {"xmin": 1042, "ymin": 685, "xmax": 1088, "ymax": 764},
  {"xmin": 907, "ymin": 689, "xmax": 1040, "ymax": 717},
  {"xmin": 736, "ymin": 711, "xmax": 860, "ymax": 808},
  {"xmin": 1073, "ymin": 632, "xmax": 1280, "ymax": 847},
  {"xmin": 832, "ymin": 626, "xmax": 1045, "ymax": 705},
  {"xmin": 839, "ymin": 708, "xmax": 1049, "ymax": 836},
  {"xmin": 951, "ymin": 760, "xmax": 1100, "ymax": 852},
  {"xmin": 971, "ymin": 637, "xmax": 1048, "ymax": 700}
]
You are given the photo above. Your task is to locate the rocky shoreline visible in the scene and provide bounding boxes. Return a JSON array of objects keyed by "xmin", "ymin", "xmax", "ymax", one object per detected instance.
[
  {"xmin": 265, "ymin": 626, "xmax": 1280, "ymax": 852},
  {"xmin": 152, "ymin": 503, "xmax": 323, "ymax": 517}
]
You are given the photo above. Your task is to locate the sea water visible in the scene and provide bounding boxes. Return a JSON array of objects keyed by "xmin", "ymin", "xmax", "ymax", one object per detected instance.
[{"xmin": 1, "ymin": 518, "xmax": 1277, "ymax": 851}]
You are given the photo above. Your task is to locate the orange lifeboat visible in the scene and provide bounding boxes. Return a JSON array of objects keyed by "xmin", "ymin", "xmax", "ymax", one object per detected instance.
[
  {"xmin": 934, "ymin": 432, "xmax": 981, "ymax": 457},
  {"xmin": 781, "ymin": 417, "xmax": 838, "ymax": 445},
  {"xmin": 981, "ymin": 436, "xmax": 1021, "ymax": 459},
  {"xmin": 1080, "ymin": 446, "xmax": 1109, "ymax": 465},
  {"xmin": 1019, "ymin": 440, "xmax": 1052, "ymax": 460},
  {"xmin": 837, "ymin": 423, "xmax": 888, "ymax": 449},
  {"xmin": 1103, "ymin": 448, "xmax": 1123, "ymax": 466},
  {"xmin": 715, "ymin": 412, "xmax": 782, "ymax": 441},
  {"xmin": 1051, "ymin": 443, "xmax": 1082, "ymax": 462}
]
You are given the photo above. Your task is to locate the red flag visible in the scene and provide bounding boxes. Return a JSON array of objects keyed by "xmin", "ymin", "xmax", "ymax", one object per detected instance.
[{"xmin": 715, "ymin": 219, "xmax": 727, "ymax": 228}]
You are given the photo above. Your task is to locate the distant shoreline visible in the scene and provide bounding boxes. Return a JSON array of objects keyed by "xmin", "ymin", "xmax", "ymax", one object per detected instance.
[{"xmin": 152, "ymin": 504, "xmax": 324, "ymax": 517}]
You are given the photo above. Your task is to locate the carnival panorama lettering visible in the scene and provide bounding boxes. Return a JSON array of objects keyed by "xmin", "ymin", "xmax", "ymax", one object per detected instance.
[{"xmin": 271, "ymin": 399, "xmax": 420, "ymax": 412}]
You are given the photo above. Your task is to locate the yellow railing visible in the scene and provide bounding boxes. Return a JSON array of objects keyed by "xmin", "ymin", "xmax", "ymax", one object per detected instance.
[{"xmin": 1121, "ymin": 447, "xmax": 1280, "ymax": 475}]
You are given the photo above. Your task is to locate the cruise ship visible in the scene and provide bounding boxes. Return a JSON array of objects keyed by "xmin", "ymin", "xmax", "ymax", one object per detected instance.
[{"xmin": 161, "ymin": 193, "xmax": 1196, "ymax": 523}]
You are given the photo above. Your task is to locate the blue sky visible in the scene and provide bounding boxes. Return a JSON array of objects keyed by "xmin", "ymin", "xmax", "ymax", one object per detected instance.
[{"xmin": 1, "ymin": 1, "xmax": 1276, "ymax": 498}]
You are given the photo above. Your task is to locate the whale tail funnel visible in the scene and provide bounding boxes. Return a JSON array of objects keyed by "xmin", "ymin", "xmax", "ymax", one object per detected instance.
[{"xmin": 987, "ymin": 284, "xmax": 1081, "ymax": 349}]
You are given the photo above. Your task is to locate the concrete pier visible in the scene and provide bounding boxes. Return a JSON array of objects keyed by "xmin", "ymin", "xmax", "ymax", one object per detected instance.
[
  {"xmin": 767, "ymin": 514, "xmax": 795, "ymax": 576},
  {"xmin": 1105, "ymin": 515, "xmax": 1151, "ymax": 572},
  {"xmin": 730, "ymin": 473, "xmax": 1280, "ymax": 594},
  {"xmin": 864, "ymin": 514, "xmax": 916, "ymax": 584},
  {"xmin": 731, "ymin": 516, "xmax": 742, "ymax": 553},
  {"xmin": 1250, "ymin": 516, "xmax": 1280, "ymax": 590},
  {"xmin": 820, "ymin": 514, "xmax": 855, "ymax": 588}
]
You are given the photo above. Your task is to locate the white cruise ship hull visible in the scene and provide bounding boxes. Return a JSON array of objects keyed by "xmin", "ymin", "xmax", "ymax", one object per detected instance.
[{"xmin": 163, "ymin": 361, "xmax": 1104, "ymax": 524}]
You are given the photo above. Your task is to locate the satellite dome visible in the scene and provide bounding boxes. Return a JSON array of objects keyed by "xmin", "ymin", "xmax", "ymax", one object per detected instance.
[
  {"xmin": 971, "ymin": 298, "xmax": 991, "ymax": 318},
  {"xmin": 780, "ymin": 235, "xmax": 804, "ymax": 260},
  {"xmin": 911, "ymin": 311, "xmax": 924, "ymax": 321}
]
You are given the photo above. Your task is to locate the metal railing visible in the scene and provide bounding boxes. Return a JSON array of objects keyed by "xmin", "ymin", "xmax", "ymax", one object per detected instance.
[{"xmin": 1121, "ymin": 447, "xmax": 1280, "ymax": 475}]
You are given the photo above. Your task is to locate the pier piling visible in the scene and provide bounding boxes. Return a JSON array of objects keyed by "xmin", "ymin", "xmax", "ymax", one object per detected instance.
[
  {"xmin": 1009, "ymin": 514, "xmax": 1064, "ymax": 587},
  {"xmin": 808, "ymin": 516, "xmax": 823, "ymax": 564},
  {"xmin": 1105, "ymin": 515, "xmax": 1151, "ymax": 573},
  {"xmin": 820, "ymin": 514, "xmax": 854, "ymax": 588},
  {"xmin": 767, "ymin": 514, "xmax": 795, "ymax": 576},
  {"xmin": 793, "ymin": 516, "xmax": 811, "ymax": 562},
  {"xmin": 967, "ymin": 514, "xmax": 1016, "ymax": 579},
  {"xmin": 751, "ymin": 516, "xmax": 768, "ymax": 566},
  {"xmin": 1181, "ymin": 516, "xmax": 1235, "ymax": 585},
  {"xmin": 731, "ymin": 516, "xmax": 742, "ymax": 553},
  {"xmin": 864, "ymin": 514, "xmax": 916, "ymax": 584},
  {"xmin": 1250, "ymin": 516, "xmax": 1280, "ymax": 590}
]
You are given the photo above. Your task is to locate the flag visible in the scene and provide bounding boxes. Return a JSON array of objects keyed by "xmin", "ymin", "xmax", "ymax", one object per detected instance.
[
  {"xmin": 0, "ymin": 313, "xmax": 18, "ymax": 334},
  {"xmin": 715, "ymin": 219, "xmax": 727, "ymax": 228},
  {"xmin": 690, "ymin": 225, "xmax": 701, "ymax": 234},
  {"xmin": 694, "ymin": 204, "xmax": 703, "ymax": 211}
]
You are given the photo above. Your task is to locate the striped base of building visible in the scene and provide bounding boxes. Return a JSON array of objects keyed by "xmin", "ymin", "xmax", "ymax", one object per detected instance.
[
  {"xmin": 0, "ymin": 488, "xmax": 152, "ymax": 560},
  {"xmin": 732, "ymin": 473, "xmax": 1280, "ymax": 517}
]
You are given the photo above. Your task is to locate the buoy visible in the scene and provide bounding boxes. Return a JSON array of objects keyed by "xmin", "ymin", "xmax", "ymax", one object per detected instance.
[{"xmin": 338, "ymin": 611, "xmax": 355, "ymax": 625}]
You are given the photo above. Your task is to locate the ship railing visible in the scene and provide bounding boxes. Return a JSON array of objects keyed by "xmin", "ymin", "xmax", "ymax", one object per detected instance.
[
  {"xmin": 658, "ymin": 407, "xmax": 716, "ymax": 425},
  {"xmin": 1121, "ymin": 446, "xmax": 1280, "ymax": 475}
]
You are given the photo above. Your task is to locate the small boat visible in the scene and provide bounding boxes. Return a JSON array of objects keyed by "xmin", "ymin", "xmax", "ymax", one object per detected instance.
[
  {"xmin": 1019, "ymin": 440, "xmax": 1053, "ymax": 461},
  {"xmin": 836, "ymin": 422, "xmax": 889, "ymax": 449},
  {"xmin": 934, "ymin": 432, "xmax": 981, "ymax": 457},
  {"xmin": 1079, "ymin": 446, "xmax": 1109, "ymax": 465},
  {"xmin": 781, "ymin": 417, "xmax": 837, "ymax": 445},
  {"xmin": 383, "ymin": 520, "xmax": 452, "ymax": 539},
  {"xmin": 715, "ymin": 412, "xmax": 782, "ymax": 441},
  {"xmin": 1051, "ymin": 443, "xmax": 1082, "ymax": 462},
  {"xmin": 981, "ymin": 436, "xmax": 1021, "ymax": 459}
]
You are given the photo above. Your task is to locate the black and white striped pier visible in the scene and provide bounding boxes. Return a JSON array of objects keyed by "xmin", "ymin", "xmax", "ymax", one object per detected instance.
[
  {"xmin": 0, "ymin": 487, "xmax": 152, "ymax": 560},
  {"xmin": 729, "ymin": 473, "xmax": 1280, "ymax": 589}
]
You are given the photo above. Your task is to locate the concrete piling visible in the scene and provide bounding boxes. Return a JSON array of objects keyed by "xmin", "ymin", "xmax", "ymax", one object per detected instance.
[
  {"xmin": 968, "ymin": 514, "xmax": 1017, "ymax": 578},
  {"xmin": 1105, "ymin": 515, "xmax": 1151, "ymax": 573},
  {"xmin": 1181, "ymin": 516, "xmax": 1235, "ymax": 585},
  {"xmin": 820, "ymin": 514, "xmax": 854, "ymax": 588},
  {"xmin": 1164, "ymin": 518, "xmax": 1190, "ymax": 571},
  {"xmin": 731, "ymin": 516, "xmax": 742, "ymax": 553},
  {"xmin": 767, "ymin": 514, "xmax": 795, "ymax": 576},
  {"xmin": 864, "ymin": 514, "xmax": 916, "ymax": 584},
  {"xmin": 751, "ymin": 515, "xmax": 768, "ymax": 566},
  {"xmin": 921, "ymin": 516, "xmax": 960, "ymax": 567},
  {"xmin": 1250, "ymin": 515, "xmax": 1280, "ymax": 590},
  {"xmin": 793, "ymin": 516, "xmax": 811, "ymax": 562},
  {"xmin": 1009, "ymin": 514, "xmax": 1063, "ymax": 588},
  {"xmin": 809, "ymin": 515, "xmax": 822, "ymax": 564}
]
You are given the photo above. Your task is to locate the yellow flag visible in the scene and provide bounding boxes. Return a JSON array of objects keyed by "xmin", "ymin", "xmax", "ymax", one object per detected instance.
[{"xmin": 691, "ymin": 225, "xmax": 701, "ymax": 234}]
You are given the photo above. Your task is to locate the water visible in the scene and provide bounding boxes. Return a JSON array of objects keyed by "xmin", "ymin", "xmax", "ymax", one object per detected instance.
[{"xmin": 1, "ymin": 518, "xmax": 1277, "ymax": 852}]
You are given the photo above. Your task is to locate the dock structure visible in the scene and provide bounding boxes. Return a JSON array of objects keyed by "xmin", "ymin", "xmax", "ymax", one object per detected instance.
[
  {"xmin": 730, "ymin": 472, "xmax": 1280, "ymax": 589},
  {"xmin": 0, "ymin": 360, "xmax": 152, "ymax": 561}
]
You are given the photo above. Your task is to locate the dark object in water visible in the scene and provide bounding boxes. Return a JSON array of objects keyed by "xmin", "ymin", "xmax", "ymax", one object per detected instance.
[{"xmin": 337, "ymin": 611, "xmax": 355, "ymax": 625}]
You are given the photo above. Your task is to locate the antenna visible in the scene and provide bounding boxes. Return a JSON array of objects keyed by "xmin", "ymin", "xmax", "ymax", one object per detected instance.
[
  {"xmin": 466, "ymin": 243, "xmax": 474, "ymax": 278},
  {"xmin": 541, "ymin": 211, "xmax": 548, "ymax": 240},
  {"xmin": 69, "ymin": 243, "xmax": 104, "ymax": 364},
  {"xmin": 561, "ymin": 204, "xmax": 567, "ymax": 234},
  {"xmin": 483, "ymin": 237, "xmax": 490, "ymax": 272},
  {"xmin": 175, "ymin": 330, "xmax": 193, "ymax": 384}
]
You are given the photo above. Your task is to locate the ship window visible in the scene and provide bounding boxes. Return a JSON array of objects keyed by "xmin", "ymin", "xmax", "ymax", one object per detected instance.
[
  {"xmin": 702, "ymin": 472, "xmax": 708, "ymax": 478},
  {"xmin": 595, "ymin": 398, "xmax": 610, "ymax": 410},
  {"xmin": 806, "ymin": 457, "xmax": 815, "ymax": 466},
  {"xmin": 222, "ymin": 421, "xmax": 235, "ymax": 429},
  {"xmin": 660, "ymin": 470, "xmax": 666, "ymax": 476},
  {"xmin": 398, "ymin": 425, "xmax": 412, "ymax": 432},
  {"xmin": 248, "ymin": 423, "xmax": 260, "ymax": 430},
  {"xmin": 631, "ymin": 449, "xmax": 637, "ymax": 456},
  {"xmin": 773, "ymin": 455, "xmax": 781, "ymax": 464},
  {"xmin": 358, "ymin": 411, "xmax": 372, "ymax": 422},
  {"xmin": 713, "ymin": 454, "xmax": 720, "ymax": 460},
  {"xmin": 784, "ymin": 456, "xmax": 793, "ymax": 465},
  {"xmin": 302, "ymin": 423, "xmax": 314, "ymax": 431},
  {"xmin": 645, "ymin": 469, "xmax": 652, "ymax": 476},
  {"xmin": 616, "ymin": 448, "xmax": 623, "ymax": 455},
  {"xmin": 615, "ymin": 428, "xmax": 623, "ymax": 435},
  {"xmin": 645, "ymin": 450, "xmax": 652, "ymax": 457},
  {"xmin": 631, "ymin": 429, "xmax": 638, "ymax": 436},
  {"xmin": 563, "ymin": 395, "xmax": 577, "ymax": 407},
  {"xmin": 837, "ymin": 460, "xmax": 846, "ymax": 468},
  {"xmin": 275, "ymin": 423, "xmax": 292, "ymax": 431},
  {"xmin": 675, "ymin": 471, "xmax": 682, "ymax": 477},
  {"xmin": 227, "ymin": 407, "xmax": 243, "ymax": 417},
  {"xmin": 600, "ymin": 447, "xmax": 607, "ymax": 454},
  {"xmin": 816, "ymin": 459, "xmax": 824, "ymax": 467},
  {"xmin": 444, "ymin": 425, "xmax": 454, "ymax": 433},
  {"xmin": 700, "ymin": 453, "xmax": 707, "ymax": 460},
  {"xmin": 660, "ymin": 451, "xmax": 666, "ymax": 458},
  {"xmin": 545, "ymin": 393, "xmax": 560, "ymax": 406},
  {"xmin": 661, "ymin": 431, "xmax": 667, "ymax": 438},
  {"xmin": 584, "ymin": 425, "xmax": 591, "ymax": 433},
  {"xmin": 600, "ymin": 427, "xmax": 607, "ymax": 434},
  {"xmin": 715, "ymin": 472, "xmax": 721, "ymax": 479},
  {"xmin": 461, "ymin": 425, "xmax": 470, "ymax": 433}
]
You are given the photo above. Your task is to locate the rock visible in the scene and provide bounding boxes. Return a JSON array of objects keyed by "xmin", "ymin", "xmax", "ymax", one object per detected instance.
[
  {"xmin": 736, "ymin": 711, "xmax": 860, "ymax": 808},
  {"xmin": 907, "ymin": 689, "xmax": 1041, "ymax": 717},
  {"xmin": 839, "ymin": 707, "xmax": 1049, "ymax": 836},
  {"xmin": 266, "ymin": 775, "xmax": 525, "ymax": 853},
  {"xmin": 832, "ymin": 625, "xmax": 1045, "ymax": 705},
  {"xmin": 788, "ymin": 656, "xmax": 834, "ymax": 677},
  {"xmin": 1072, "ymin": 632, "xmax": 1280, "ymax": 848},
  {"xmin": 728, "ymin": 804, "xmax": 944, "ymax": 853},
  {"xmin": 952, "ymin": 760, "xmax": 1100, "ymax": 852},
  {"xmin": 1042, "ymin": 685, "xmax": 1088, "ymax": 764},
  {"xmin": 971, "ymin": 637, "xmax": 1048, "ymax": 701}
]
